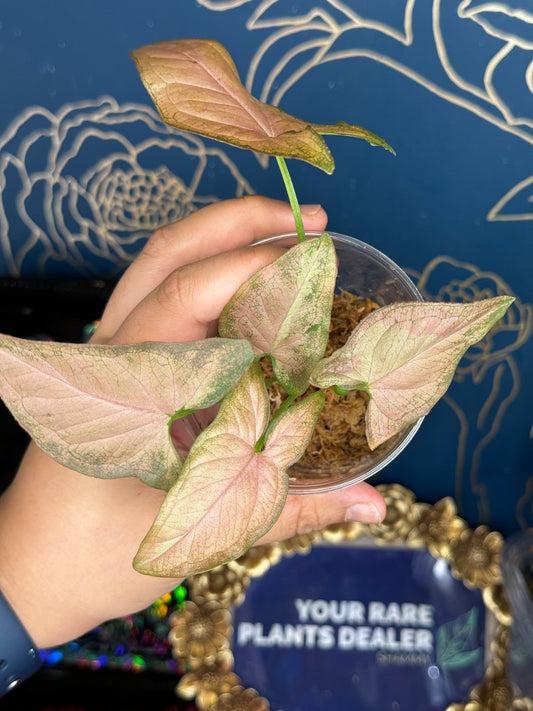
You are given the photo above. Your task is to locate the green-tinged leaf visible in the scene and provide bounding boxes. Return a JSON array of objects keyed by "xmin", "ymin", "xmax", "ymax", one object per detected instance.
[
  {"xmin": 313, "ymin": 121, "xmax": 395, "ymax": 154},
  {"xmin": 263, "ymin": 390, "xmax": 324, "ymax": 467},
  {"xmin": 134, "ymin": 363, "xmax": 323, "ymax": 577},
  {"xmin": 310, "ymin": 296, "xmax": 514, "ymax": 449},
  {"xmin": 131, "ymin": 39, "xmax": 391, "ymax": 172},
  {"xmin": 0, "ymin": 335, "xmax": 253, "ymax": 490},
  {"xmin": 219, "ymin": 234, "xmax": 337, "ymax": 395},
  {"xmin": 131, "ymin": 38, "xmax": 333, "ymax": 172}
]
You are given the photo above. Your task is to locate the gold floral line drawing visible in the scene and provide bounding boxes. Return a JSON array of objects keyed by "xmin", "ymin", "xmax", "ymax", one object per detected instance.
[
  {"xmin": 487, "ymin": 175, "xmax": 533, "ymax": 222},
  {"xmin": 198, "ymin": 0, "xmax": 533, "ymax": 221},
  {"xmin": 0, "ymin": 96, "xmax": 253, "ymax": 277},
  {"xmin": 407, "ymin": 255, "xmax": 533, "ymax": 523}
]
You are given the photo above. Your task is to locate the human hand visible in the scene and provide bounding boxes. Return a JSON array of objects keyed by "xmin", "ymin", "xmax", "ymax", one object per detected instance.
[{"xmin": 0, "ymin": 196, "xmax": 385, "ymax": 648}]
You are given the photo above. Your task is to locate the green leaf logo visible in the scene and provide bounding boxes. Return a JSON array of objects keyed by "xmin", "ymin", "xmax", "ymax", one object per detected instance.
[{"xmin": 436, "ymin": 608, "xmax": 482, "ymax": 670}]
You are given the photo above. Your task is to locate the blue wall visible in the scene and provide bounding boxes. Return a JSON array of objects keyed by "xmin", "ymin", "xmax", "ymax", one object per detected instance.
[{"xmin": 0, "ymin": 1, "xmax": 531, "ymax": 534}]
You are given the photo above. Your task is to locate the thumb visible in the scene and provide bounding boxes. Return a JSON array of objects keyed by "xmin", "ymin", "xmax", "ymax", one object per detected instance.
[{"xmin": 256, "ymin": 481, "xmax": 386, "ymax": 545}]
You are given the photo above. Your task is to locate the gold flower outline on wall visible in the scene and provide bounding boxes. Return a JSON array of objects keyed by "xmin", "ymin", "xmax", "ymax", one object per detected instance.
[
  {"xmin": 0, "ymin": 96, "xmax": 254, "ymax": 276},
  {"xmin": 199, "ymin": 0, "xmax": 533, "ymax": 221}
]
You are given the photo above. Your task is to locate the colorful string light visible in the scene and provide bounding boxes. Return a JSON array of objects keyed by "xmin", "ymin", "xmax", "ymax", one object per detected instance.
[{"xmin": 41, "ymin": 585, "xmax": 188, "ymax": 675}]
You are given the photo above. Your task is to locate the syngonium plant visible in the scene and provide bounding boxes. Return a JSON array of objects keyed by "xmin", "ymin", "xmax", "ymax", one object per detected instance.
[{"xmin": 0, "ymin": 39, "xmax": 513, "ymax": 578}]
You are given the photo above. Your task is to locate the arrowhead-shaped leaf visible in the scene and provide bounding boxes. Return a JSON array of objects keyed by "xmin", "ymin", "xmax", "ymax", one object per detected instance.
[
  {"xmin": 310, "ymin": 296, "xmax": 514, "ymax": 449},
  {"xmin": 134, "ymin": 362, "xmax": 324, "ymax": 577},
  {"xmin": 219, "ymin": 234, "xmax": 337, "ymax": 396},
  {"xmin": 130, "ymin": 39, "xmax": 393, "ymax": 172},
  {"xmin": 0, "ymin": 335, "xmax": 253, "ymax": 490}
]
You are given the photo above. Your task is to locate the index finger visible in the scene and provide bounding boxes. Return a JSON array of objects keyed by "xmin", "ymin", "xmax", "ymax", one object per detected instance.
[
  {"xmin": 105, "ymin": 243, "xmax": 287, "ymax": 345},
  {"xmin": 95, "ymin": 196, "xmax": 326, "ymax": 342}
]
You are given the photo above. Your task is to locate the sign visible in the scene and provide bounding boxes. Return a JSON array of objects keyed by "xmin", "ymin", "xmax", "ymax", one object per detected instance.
[{"xmin": 232, "ymin": 543, "xmax": 486, "ymax": 711}]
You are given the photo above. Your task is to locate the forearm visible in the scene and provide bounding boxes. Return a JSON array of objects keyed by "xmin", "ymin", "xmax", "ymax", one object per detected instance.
[
  {"xmin": 0, "ymin": 441, "xmax": 384, "ymax": 650},
  {"xmin": 0, "ymin": 442, "xmax": 181, "ymax": 649}
]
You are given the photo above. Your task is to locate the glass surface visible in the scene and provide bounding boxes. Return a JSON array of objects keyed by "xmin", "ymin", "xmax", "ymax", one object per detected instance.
[
  {"xmin": 253, "ymin": 232, "xmax": 424, "ymax": 494},
  {"xmin": 231, "ymin": 543, "xmax": 486, "ymax": 711},
  {"xmin": 501, "ymin": 533, "xmax": 533, "ymax": 698}
]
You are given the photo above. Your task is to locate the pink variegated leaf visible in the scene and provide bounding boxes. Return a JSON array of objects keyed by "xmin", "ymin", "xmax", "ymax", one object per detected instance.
[
  {"xmin": 219, "ymin": 234, "xmax": 337, "ymax": 395},
  {"xmin": 0, "ymin": 335, "xmax": 253, "ymax": 490},
  {"xmin": 130, "ymin": 39, "xmax": 393, "ymax": 173},
  {"xmin": 134, "ymin": 362, "xmax": 323, "ymax": 577},
  {"xmin": 310, "ymin": 296, "xmax": 514, "ymax": 449}
]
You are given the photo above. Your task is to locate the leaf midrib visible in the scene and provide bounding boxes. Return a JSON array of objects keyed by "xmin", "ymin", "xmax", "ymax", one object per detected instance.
[{"xmin": 162, "ymin": 46, "xmax": 287, "ymax": 139}]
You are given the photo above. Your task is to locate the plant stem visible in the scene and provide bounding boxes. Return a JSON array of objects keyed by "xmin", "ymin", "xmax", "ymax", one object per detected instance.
[
  {"xmin": 254, "ymin": 392, "xmax": 297, "ymax": 453},
  {"xmin": 276, "ymin": 156, "xmax": 305, "ymax": 242}
]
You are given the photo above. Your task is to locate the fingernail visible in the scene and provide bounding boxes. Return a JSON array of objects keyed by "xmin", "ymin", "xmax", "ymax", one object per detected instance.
[
  {"xmin": 345, "ymin": 502, "xmax": 382, "ymax": 524},
  {"xmin": 300, "ymin": 204, "xmax": 322, "ymax": 217}
]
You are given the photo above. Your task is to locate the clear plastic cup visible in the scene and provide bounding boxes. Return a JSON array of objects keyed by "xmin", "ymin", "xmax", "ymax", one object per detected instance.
[{"xmin": 253, "ymin": 231, "xmax": 424, "ymax": 494}]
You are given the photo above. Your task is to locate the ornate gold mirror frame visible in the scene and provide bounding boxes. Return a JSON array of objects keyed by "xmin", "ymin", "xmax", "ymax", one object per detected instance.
[{"xmin": 169, "ymin": 484, "xmax": 532, "ymax": 711}]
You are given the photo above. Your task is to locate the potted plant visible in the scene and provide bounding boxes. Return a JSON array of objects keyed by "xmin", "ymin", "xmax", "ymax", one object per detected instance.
[
  {"xmin": 250, "ymin": 228, "xmax": 424, "ymax": 495},
  {"xmin": 0, "ymin": 39, "xmax": 513, "ymax": 580}
]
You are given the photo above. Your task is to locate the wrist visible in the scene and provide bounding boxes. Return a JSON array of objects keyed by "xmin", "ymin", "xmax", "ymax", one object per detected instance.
[
  {"xmin": 0, "ymin": 444, "xmax": 108, "ymax": 647},
  {"xmin": 0, "ymin": 460, "xmax": 59, "ymax": 648},
  {"xmin": 0, "ymin": 587, "xmax": 42, "ymax": 696}
]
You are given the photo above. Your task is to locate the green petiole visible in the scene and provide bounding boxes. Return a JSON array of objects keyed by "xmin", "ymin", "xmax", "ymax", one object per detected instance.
[
  {"xmin": 254, "ymin": 392, "xmax": 297, "ymax": 453},
  {"xmin": 276, "ymin": 156, "xmax": 305, "ymax": 243}
]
